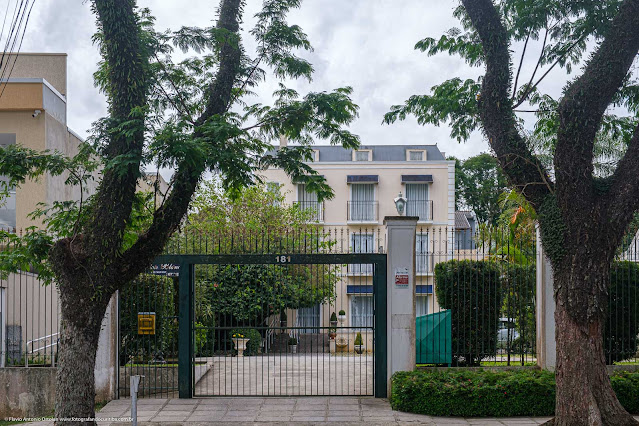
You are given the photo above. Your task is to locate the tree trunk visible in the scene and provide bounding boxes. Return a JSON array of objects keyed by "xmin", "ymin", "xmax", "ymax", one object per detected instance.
[
  {"xmin": 54, "ymin": 293, "xmax": 110, "ymax": 426},
  {"xmin": 550, "ymin": 263, "xmax": 638, "ymax": 426}
]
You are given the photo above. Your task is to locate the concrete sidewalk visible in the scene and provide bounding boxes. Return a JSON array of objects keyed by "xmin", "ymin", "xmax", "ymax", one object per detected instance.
[{"xmin": 26, "ymin": 397, "xmax": 562, "ymax": 425}]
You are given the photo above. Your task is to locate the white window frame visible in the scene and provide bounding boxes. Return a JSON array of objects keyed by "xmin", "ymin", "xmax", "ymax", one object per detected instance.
[
  {"xmin": 353, "ymin": 149, "xmax": 372, "ymax": 161},
  {"xmin": 416, "ymin": 233, "xmax": 431, "ymax": 274},
  {"xmin": 406, "ymin": 149, "xmax": 426, "ymax": 161},
  {"xmin": 349, "ymin": 183, "xmax": 377, "ymax": 222},
  {"xmin": 350, "ymin": 233, "xmax": 375, "ymax": 275},
  {"xmin": 416, "ymin": 295, "xmax": 429, "ymax": 317},
  {"xmin": 405, "ymin": 183, "xmax": 430, "ymax": 222},
  {"xmin": 296, "ymin": 184, "xmax": 323, "ymax": 222}
]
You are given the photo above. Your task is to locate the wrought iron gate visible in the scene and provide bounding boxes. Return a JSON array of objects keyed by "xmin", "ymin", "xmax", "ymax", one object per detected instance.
[{"xmin": 149, "ymin": 253, "xmax": 387, "ymax": 398}]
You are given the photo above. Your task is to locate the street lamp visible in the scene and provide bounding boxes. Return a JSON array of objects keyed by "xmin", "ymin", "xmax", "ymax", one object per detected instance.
[{"xmin": 394, "ymin": 191, "xmax": 407, "ymax": 216}]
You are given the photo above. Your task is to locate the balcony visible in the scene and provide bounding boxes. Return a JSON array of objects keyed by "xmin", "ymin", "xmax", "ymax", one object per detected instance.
[
  {"xmin": 347, "ymin": 201, "xmax": 378, "ymax": 223},
  {"xmin": 294, "ymin": 201, "xmax": 324, "ymax": 222},
  {"xmin": 406, "ymin": 199, "xmax": 433, "ymax": 222}
]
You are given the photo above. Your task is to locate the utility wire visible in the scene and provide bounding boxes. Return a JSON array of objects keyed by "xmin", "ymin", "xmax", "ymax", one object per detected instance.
[{"xmin": 0, "ymin": 0, "xmax": 37, "ymax": 101}]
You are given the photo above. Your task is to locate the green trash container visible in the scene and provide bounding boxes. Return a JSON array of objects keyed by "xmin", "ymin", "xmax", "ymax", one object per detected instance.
[{"xmin": 416, "ymin": 310, "xmax": 452, "ymax": 365}]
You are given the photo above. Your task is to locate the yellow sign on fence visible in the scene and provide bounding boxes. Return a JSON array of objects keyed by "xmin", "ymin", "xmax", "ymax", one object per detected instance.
[{"xmin": 137, "ymin": 312, "xmax": 156, "ymax": 335}]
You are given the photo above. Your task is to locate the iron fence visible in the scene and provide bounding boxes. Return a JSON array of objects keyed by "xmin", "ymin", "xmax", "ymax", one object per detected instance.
[{"xmin": 0, "ymin": 269, "xmax": 60, "ymax": 368}]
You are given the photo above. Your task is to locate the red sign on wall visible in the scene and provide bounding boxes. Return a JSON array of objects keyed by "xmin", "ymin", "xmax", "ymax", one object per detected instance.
[{"xmin": 394, "ymin": 267, "xmax": 409, "ymax": 287}]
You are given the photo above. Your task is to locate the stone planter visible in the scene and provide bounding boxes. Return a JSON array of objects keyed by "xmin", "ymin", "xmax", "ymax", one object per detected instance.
[
  {"xmin": 337, "ymin": 314, "xmax": 346, "ymax": 323},
  {"xmin": 354, "ymin": 345, "xmax": 364, "ymax": 354},
  {"xmin": 232, "ymin": 338, "xmax": 250, "ymax": 357},
  {"xmin": 289, "ymin": 344, "xmax": 297, "ymax": 354}
]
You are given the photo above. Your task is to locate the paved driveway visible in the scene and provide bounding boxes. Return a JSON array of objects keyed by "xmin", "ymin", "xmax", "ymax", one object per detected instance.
[{"xmin": 195, "ymin": 354, "xmax": 373, "ymax": 396}]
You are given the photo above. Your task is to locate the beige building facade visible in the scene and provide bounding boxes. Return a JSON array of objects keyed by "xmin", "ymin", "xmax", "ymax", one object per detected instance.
[
  {"xmin": 260, "ymin": 143, "xmax": 456, "ymax": 351},
  {"xmin": 0, "ymin": 53, "xmax": 94, "ymax": 231}
]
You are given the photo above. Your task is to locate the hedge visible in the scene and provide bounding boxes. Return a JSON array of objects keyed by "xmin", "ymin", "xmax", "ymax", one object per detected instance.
[
  {"xmin": 434, "ymin": 260, "xmax": 503, "ymax": 366},
  {"xmin": 391, "ymin": 369, "xmax": 639, "ymax": 417}
]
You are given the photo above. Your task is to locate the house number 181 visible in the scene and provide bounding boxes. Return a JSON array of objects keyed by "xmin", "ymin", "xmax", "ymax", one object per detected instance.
[{"xmin": 276, "ymin": 255, "xmax": 291, "ymax": 263}]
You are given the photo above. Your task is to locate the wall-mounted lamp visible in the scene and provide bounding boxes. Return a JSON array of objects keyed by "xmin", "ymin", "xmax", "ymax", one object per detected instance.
[{"xmin": 394, "ymin": 191, "xmax": 407, "ymax": 216}]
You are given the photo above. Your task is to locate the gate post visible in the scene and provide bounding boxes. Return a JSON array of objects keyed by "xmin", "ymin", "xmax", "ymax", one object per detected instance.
[
  {"xmin": 178, "ymin": 262, "xmax": 194, "ymax": 398},
  {"xmin": 384, "ymin": 216, "xmax": 418, "ymax": 396}
]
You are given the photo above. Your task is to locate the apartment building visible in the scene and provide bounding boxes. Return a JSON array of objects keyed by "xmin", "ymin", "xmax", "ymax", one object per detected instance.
[
  {"xmin": 0, "ymin": 53, "xmax": 97, "ymax": 231},
  {"xmin": 260, "ymin": 142, "xmax": 456, "ymax": 348}
]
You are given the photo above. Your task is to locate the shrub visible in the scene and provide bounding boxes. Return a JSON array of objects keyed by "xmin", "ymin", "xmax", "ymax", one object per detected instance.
[
  {"xmin": 330, "ymin": 312, "xmax": 338, "ymax": 322},
  {"xmin": 435, "ymin": 260, "xmax": 503, "ymax": 365},
  {"xmin": 230, "ymin": 328, "xmax": 261, "ymax": 356},
  {"xmin": 354, "ymin": 332, "xmax": 363, "ymax": 346},
  {"xmin": 391, "ymin": 369, "xmax": 639, "ymax": 417},
  {"xmin": 339, "ymin": 309, "xmax": 346, "ymax": 316},
  {"xmin": 288, "ymin": 337, "xmax": 298, "ymax": 345},
  {"xmin": 605, "ymin": 262, "xmax": 639, "ymax": 364}
]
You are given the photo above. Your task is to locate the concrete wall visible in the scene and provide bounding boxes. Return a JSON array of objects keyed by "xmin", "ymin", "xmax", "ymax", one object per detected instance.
[{"xmin": 0, "ymin": 368, "xmax": 57, "ymax": 418}]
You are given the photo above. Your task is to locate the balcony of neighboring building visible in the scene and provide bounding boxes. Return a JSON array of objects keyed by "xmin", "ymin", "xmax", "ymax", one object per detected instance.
[{"xmin": 347, "ymin": 201, "xmax": 379, "ymax": 224}]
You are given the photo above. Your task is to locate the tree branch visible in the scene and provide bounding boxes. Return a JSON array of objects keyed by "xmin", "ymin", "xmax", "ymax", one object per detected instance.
[
  {"xmin": 512, "ymin": 31, "xmax": 531, "ymax": 101},
  {"xmin": 555, "ymin": 0, "xmax": 639, "ymax": 214},
  {"xmin": 460, "ymin": 0, "xmax": 553, "ymax": 210},
  {"xmin": 117, "ymin": 0, "xmax": 243, "ymax": 284},
  {"xmin": 606, "ymin": 124, "xmax": 639, "ymax": 238},
  {"xmin": 78, "ymin": 0, "xmax": 148, "ymax": 271}
]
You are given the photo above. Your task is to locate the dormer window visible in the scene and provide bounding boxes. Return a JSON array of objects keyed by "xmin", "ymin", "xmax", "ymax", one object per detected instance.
[
  {"xmin": 353, "ymin": 150, "xmax": 372, "ymax": 161},
  {"xmin": 407, "ymin": 150, "xmax": 426, "ymax": 161}
]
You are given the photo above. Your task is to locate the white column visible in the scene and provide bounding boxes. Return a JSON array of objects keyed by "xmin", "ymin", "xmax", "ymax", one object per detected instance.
[
  {"xmin": 384, "ymin": 216, "xmax": 418, "ymax": 395},
  {"xmin": 536, "ymin": 226, "xmax": 556, "ymax": 370}
]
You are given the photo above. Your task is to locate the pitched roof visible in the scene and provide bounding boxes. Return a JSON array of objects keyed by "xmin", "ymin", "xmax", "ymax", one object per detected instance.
[{"xmin": 455, "ymin": 211, "xmax": 471, "ymax": 230}]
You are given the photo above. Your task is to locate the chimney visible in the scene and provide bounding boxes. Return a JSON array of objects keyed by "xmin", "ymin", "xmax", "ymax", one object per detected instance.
[{"xmin": 279, "ymin": 135, "xmax": 288, "ymax": 148}]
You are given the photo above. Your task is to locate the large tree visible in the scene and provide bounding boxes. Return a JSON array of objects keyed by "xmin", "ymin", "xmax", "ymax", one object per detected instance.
[
  {"xmin": 385, "ymin": 1, "xmax": 639, "ymax": 424},
  {"xmin": 0, "ymin": 1, "xmax": 358, "ymax": 424}
]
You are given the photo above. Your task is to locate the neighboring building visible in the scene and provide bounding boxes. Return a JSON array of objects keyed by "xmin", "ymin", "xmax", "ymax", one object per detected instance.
[
  {"xmin": 260, "ymin": 141, "xmax": 456, "ymax": 349},
  {"xmin": 0, "ymin": 53, "xmax": 96, "ymax": 231}
]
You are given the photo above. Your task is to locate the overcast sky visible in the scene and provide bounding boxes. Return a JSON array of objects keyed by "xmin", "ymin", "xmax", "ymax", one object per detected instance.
[{"xmin": 19, "ymin": 0, "xmax": 573, "ymax": 165}]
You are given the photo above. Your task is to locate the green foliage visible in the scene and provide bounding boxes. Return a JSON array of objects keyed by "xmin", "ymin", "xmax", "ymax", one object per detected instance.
[
  {"xmin": 537, "ymin": 195, "xmax": 567, "ymax": 265},
  {"xmin": 435, "ymin": 260, "xmax": 503, "ymax": 366},
  {"xmin": 230, "ymin": 328, "xmax": 261, "ymax": 356},
  {"xmin": 194, "ymin": 322, "xmax": 209, "ymax": 357},
  {"xmin": 391, "ymin": 370, "xmax": 639, "ymax": 416},
  {"xmin": 288, "ymin": 337, "xmax": 297, "ymax": 345},
  {"xmin": 502, "ymin": 264, "xmax": 536, "ymax": 352},
  {"xmin": 119, "ymin": 275, "xmax": 176, "ymax": 365},
  {"xmin": 456, "ymin": 153, "xmax": 510, "ymax": 225},
  {"xmin": 330, "ymin": 312, "xmax": 337, "ymax": 322},
  {"xmin": 605, "ymin": 262, "xmax": 639, "ymax": 364},
  {"xmin": 338, "ymin": 309, "xmax": 345, "ymax": 316},
  {"xmin": 354, "ymin": 332, "xmax": 363, "ymax": 346}
]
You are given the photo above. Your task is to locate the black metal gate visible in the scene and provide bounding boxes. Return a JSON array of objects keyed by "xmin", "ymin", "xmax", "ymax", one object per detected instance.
[{"xmin": 150, "ymin": 253, "xmax": 387, "ymax": 398}]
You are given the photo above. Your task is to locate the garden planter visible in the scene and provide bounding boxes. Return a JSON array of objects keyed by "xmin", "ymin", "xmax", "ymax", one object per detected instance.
[
  {"xmin": 328, "ymin": 331, "xmax": 337, "ymax": 339},
  {"xmin": 289, "ymin": 345, "xmax": 298, "ymax": 354},
  {"xmin": 354, "ymin": 345, "xmax": 364, "ymax": 354},
  {"xmin": 232, "ymin": 338, "xmax": 250, "ymax": 357},
  {"xmin": 337, "ymin": 314, "xmax": 346, "ymax": 323}
]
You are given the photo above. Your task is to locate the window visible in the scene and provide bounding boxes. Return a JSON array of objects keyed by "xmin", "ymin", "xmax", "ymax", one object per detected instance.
[
  {"xmin": 297, "ymin": 184, "xmax": 323, "ymax": 221},
  {"xmin": 297, "ymin": 304, "xmax": 320, "ymax": 333},
  {"xmin": 406, "ymin": 183, "xmax": 430, "ymax": 221},
  {"xmin": 353, "ymin": 150, "xmax": 371, "ymax": 161},
  {"xmin": 416, "ymin": 233, "xmax": 430, "ymax": 273},
  {"xmin": 351, "ymin": 295, "xmax": 373, "ymax": 329},
  {"xmin": 266, "ymin": 182, "xmax": 280, "ymax": 205},
  {"xmin": 407, "ymin": 150, "xmax": 426, "ymax": 161},
  {"xmin": 350, "ymin": 183, "xmax": 376, "ymax": 221},
  {"xmin": 351, "ymin": 233, "xmax": 374, "ymax": 274},
  {"xmin": 416, "ymin": 295, "xmax": 429, "ymax": 317}
]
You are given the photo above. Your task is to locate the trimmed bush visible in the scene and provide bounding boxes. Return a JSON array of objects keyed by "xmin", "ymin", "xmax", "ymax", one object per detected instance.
[
  {"xmin": 502, "ymin": 264, "xmax": 536, "ymax": 353},
  {"xmin": 354, "ymin": 332, "xmax": 363, "ymax": 346},
  {"xmin": 391, "ymin": 369, "xmax": 639, "ymax": 417},
  {"xmin": 435, "ymin": 260, "xmax": 503, "ymax": 365},
  {"xmin": 605, "ymin": 262, "xmax": 639, "ymax": 364},
  {"xmin": 230, "ymin": 328, "xmax": 261, "ymax": 356}
]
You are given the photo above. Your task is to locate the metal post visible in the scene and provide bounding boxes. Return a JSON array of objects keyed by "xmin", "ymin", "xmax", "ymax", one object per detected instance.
[
  {"xmin": 178, "ymin": 262, "xmax": 194, "ymax": 398},
  {"xmin": 130, "ymin": 375, "xmax": 143, "ymax": 426}
]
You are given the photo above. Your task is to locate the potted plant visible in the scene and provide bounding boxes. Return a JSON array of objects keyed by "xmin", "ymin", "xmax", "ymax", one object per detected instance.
[
  {"xmin": 354, "ymin": 332, "xmax": 364, "ymax": 354},
  {"xmin": 288, "ymin": 337, "xmax": 298, "ymax": 354},
  {"xmin": 232, "ymin": 332, "xmax": 250, "ymax": 357},
  {"xmin": 329, "ymin": 312, "xmax": 338, "ymax": 338},
  {"xmin": 338, "ymin": 309, "xmax": 346, "ymax": 323},
  {"xmin": 280, "ymin": 310, "xmax": 287, "ymax": 328}
]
